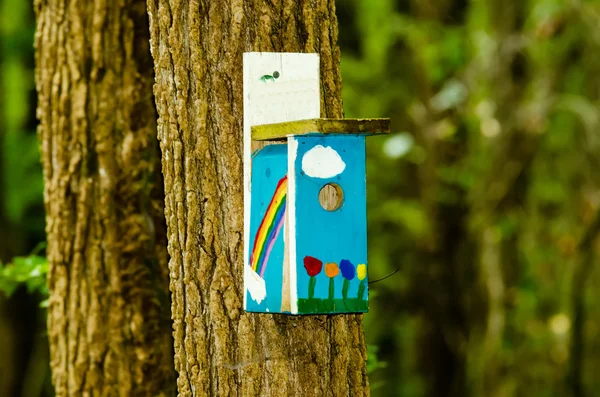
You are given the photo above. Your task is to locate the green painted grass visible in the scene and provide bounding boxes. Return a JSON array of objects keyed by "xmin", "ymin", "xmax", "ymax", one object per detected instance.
[{"xmin": 297, "ymin": 298, "xmax": 368, "ymax": 314}]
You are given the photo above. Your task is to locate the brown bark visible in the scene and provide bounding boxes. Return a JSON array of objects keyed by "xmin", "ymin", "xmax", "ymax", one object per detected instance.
[
  {"xmin": 34, "ymin": 0, "xmax": 176, "ymax": 395},
  {"xmin": 146, "ymin": 1, "xmax": 368, "ymax": 396}
]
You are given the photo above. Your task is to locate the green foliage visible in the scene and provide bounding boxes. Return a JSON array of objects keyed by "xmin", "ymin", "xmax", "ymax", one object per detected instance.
[
  {"xmin": 0, "ymin": 244, "xmax": 48, "ymax": 304},
  {"xmin": 1, "ymin": 4, "xmax": 54, "ymax": 396},
  {"xmin": 1, "ymin": 0, "xmax": 43, "ymax": 228},
  {"xmin": 366, "ymin": 344, "xmax": 387, "ymax": 389},
  {"xmin": 339, "ymin": 0, "xmax": 600, "ymax": 395},
  {"xmin": 3, "ymin": 130, "xmax": 44, "ymax": 224},
  {"xmin": 367, "ymin": 344, "xmax": 385, "ymax": 372}
]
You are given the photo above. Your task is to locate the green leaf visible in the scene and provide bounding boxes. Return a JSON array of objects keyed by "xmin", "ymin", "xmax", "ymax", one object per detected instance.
[{"xmin": 0, "ymin": 249, "xmax": 49, "ymax": 299}]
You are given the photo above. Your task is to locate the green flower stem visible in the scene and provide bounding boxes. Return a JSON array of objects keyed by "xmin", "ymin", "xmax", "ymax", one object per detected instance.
[
  {"xmin": 328, "ymin": 277, "xmax": 335, "ymax": 300},
  {"xmin": 358, "ymin": 279, "xmax": 366, "ymax": 301},
  {"xmin": 342, "ymin": 279, "xmax": 350, "ymax": 300},
  {"xmin": 309, "ymin": 276, "xmax": 317, "ymax": 300}
]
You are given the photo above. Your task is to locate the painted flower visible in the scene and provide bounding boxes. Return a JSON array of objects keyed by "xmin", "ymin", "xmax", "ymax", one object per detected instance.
[
  {"xmin": 339, "ymin": 259, "xmax": 355, "ymax": 280},
  {"xmin": 304, "ymin": 256, "xmax": 323, "ymax": 277},
  {"xmin": 357, "ymin": 264, "xmax": 368, "ymax": 301},
  {"xmin": 325, "ymin": 263, "xmax": 339, "ymax": 278},
  {"xmin": 357, "ymin": 264, "xmax": 367, "ymax": 281}
]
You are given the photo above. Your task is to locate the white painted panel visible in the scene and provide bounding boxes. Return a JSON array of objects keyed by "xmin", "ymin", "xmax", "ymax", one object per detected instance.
[
  {"xmin": 287, "ymin": 137, "xmax": 299, "ymax": 314},
  {"xmin": 243, "ymin": 52, "xmax": 320, "ymax": 310}
]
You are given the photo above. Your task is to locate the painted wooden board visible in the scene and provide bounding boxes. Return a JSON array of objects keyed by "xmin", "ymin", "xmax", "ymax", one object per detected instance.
[
  {"xmin": 252, "ymin": 118, "xmax": 391, "ymax": 140},
  {"xmin": 246, "ymin": 133, "xmax": 369, "ymax": 314},
  {"xmin": 246, "ymin": 145, "xmax": 288, "ymax": 313},
  {"xmin": 290, "ymin": 135, "xmax": 369, "ymax": 314},
  {"xmin": 243, "ymin": 53, "xmax": 320, "ymax": 311}
]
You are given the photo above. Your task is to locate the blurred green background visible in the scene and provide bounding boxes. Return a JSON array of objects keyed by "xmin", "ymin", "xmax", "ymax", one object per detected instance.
[
  {"xmin": 1, "ymin": 0, "xmax": 52, "ymax": 396},
  {"xmin": 2, "ymin": 0, "xmax": 600, "ymax": 396}
]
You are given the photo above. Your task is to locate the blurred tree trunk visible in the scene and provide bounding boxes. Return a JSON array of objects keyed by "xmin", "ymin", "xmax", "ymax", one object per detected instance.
[
  {"xmin": 146, "ymin": 1, "xmax": 369, "ymax": 395},
  {"xmin": 569, "ymin": 214, "xmax": 600, "ymax": 397},
  {"xmin": 408, "ymin": 2, "xmax": 537, "ymax": 396},
  {"xmin": 34, "ymin": 0, "xmax": 176, "ymax": 395}
]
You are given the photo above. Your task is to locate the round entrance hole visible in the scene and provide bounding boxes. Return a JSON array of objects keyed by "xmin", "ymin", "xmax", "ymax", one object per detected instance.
[{"xmin": 318, "ymin": 183, "xmax": 344, "ymax": 211}]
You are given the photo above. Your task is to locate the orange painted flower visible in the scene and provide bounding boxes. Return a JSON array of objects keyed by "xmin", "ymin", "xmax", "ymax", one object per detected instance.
[
  {"xmin": 325, "ymin": 262, "xmax": 339, "ymax": 278},
  {"xmin": 357, "ymin": 264, "xmax": 367, "ymax": 281}
]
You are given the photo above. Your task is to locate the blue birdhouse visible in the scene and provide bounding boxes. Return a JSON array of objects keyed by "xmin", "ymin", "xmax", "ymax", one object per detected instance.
[{"xmin": 243, "ymin": 118, "xmax": 390, "ymax": 315}]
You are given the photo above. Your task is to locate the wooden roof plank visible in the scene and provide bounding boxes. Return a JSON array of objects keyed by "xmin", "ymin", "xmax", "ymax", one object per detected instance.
[{"xmin": 251, "ymin": 118, "xmax": 391, "ymax": 141}]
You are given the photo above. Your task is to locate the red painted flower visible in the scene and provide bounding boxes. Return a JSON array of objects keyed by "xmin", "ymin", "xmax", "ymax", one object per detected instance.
[{"xmin": 304, "ymin": 256, "xmax": 323, "ymax": 277}]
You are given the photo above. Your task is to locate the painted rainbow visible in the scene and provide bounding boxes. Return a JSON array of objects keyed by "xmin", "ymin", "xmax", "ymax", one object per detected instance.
[{"xmin": 250, "ymin": 176, "xmax": 288, "ymax": 277}]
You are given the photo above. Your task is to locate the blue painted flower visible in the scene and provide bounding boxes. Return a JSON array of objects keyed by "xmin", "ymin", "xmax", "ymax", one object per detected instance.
[{"xmin": 339, "ymin": 259, "xmax": 355, "ymax": 280}]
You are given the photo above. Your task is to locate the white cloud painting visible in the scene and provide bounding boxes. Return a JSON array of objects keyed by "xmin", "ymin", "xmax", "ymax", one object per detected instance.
[{"xmin": 301, "ymin": 145, "xmax": 346, "ymax": 179}]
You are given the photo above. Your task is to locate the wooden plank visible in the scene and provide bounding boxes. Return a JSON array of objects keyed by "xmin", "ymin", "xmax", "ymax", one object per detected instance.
[
  {"xmin": 280, "ymin": 209, "xmax": 291, "ymax": 313},
  {"xmin": 291, "ymin": 134, "xmax": 369, "ymax": 314},
  {"xmin": 251, "ymin": 118, "xmax": 391, "ymax": 141},
  {"xmin": 243, "ymin": 52, "xmax": 320, "ymax": 311}
]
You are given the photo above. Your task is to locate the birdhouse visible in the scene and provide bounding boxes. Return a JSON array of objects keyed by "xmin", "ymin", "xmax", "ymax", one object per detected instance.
[
  {"xmin": 242, "ymin": 52, "xmax": 389, "ymax": 315},
  {"xmin": 244, "ymin": 118, "xmax": 389, "ymax": 314}
]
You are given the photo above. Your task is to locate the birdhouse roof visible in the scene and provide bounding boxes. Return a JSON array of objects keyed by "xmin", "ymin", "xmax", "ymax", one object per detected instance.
[{"xmin": 251, "ymin": 118, "xmax": 390, "ymax": 141}]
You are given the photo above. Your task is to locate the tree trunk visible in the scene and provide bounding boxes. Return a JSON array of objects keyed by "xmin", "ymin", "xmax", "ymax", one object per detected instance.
[
  {"xmin": 34, "ymin": 0, "xmax": 176, "ymax": 395},
  {"xmin": 146, "ymin": 1, "xmax": 368, "ymax": 395}
]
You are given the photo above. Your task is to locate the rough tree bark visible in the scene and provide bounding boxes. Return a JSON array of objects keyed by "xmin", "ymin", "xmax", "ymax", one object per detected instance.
[
  {"xmin": 146, "ymin": 1, "xmax": 369, "ymax": 396},
  {"xmin": 34, "ymin": 0, "xmax": 176, "ymax": 395}
]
